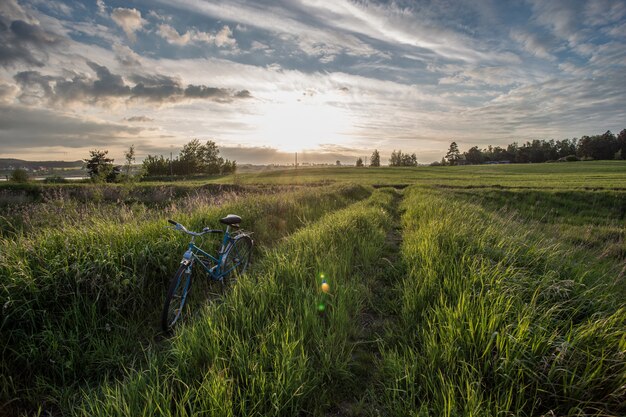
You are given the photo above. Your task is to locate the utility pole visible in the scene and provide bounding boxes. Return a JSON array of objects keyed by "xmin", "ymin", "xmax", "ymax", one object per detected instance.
[
  {"xmin": 295, "ymin": 152, "xmax": 298, "ymax": 170},
  {"xmin": 170, "ymin": 151, "xmax": 173, "ymax": 176}
]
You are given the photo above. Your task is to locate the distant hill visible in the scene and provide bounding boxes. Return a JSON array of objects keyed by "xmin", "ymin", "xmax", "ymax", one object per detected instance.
[{"xmin": 0, "ymin": 159, "xmax": 83, "ymax": 170}]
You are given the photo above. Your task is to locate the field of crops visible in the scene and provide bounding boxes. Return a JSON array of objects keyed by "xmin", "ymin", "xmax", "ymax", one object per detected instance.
[{"xmin": 1, "ymin": 162, "xmax": 625, "ymax": 416}]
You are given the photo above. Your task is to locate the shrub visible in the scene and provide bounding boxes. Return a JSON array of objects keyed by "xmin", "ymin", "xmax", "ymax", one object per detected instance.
[
  {"xmin": 10, "ymin": 168, "xmax": 30, "ymax": 183},
  {"xmin": 43, "ymin": 175, "xmax": 68, "ymax": 184}
]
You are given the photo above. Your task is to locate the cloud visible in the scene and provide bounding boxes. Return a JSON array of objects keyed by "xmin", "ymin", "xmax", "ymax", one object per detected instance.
[
  {"xmin": 214, "ymin": 25, "xmax": 236, "ymax": 47},
  {"xmin": 218, "ymin": 145, "xmax": 362, "ymax": 165},
  {"xmin": 155, "ymin": 23, "xmax": 237, "ymax": 48},
  {"xmin": 510, "ymin": 28, "xmax": 559, "ymax": 60},
  {"xmin": 13, "ymin": 62, "xmax": 253, "ymax": 106},
  {"xmin": 110, "ymin": 8, "xmax": 146, "ymax": 41},
  {"xmin": 0, "ymin": 0, "xmax": 33, "ymax": 22},
  {"xmin": 96, "ymin": 0, "xmax": 107, "ymax": 16},
  {"xmin": 157, "ymin": 23, "xmax": 191, "ymax": 45},
  {"xmin": 113, "ymin": 43, "xmax": 142, "ymax": 67},
  {"xmin": 0, "ymin": 104, "xmax": 143, "ymax": 150},
  {"xmin": 0, "ymin": 82, "xmax": 18, "ymax": 103},
  {"xmin": 124, "ymin": 115, "xmax": 154, "ymax": 122},
  {"xmin": 0, "ymin": 19, "xmax": 63, "ymax": 67},
  {"xmin": 250, "ymin": 40, "xmax": 272, "ymax": 53},
  {"xmin": 157, "ymin": 0, "xmax": 380, "ymax": 62}
]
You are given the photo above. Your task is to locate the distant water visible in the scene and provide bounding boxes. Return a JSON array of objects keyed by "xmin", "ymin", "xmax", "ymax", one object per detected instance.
[{"xmin": 0, "ymin": 177, "xmax": 89, "ymax": 182}]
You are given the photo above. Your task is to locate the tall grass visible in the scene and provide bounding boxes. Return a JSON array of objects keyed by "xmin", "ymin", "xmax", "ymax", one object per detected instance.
[
  {"xmin": 74, "ymin": 189, "xmax": 396, "ymax": 416},
  {"xmin": 378, "ymin": 187, "xmax": 625, "ymax": 416},
  {"xmin": 0, "ymin": 184, "xmax": 371, "ymax": 413}
]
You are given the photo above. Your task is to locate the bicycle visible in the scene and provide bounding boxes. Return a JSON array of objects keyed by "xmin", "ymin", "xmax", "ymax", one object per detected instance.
[{"xmin": 162, "ymin": 214, "xmax": 253, "ymax": 332}]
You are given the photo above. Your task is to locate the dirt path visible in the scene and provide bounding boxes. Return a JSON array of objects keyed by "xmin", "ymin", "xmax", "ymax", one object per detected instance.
[{"xmin": 329, "ymin": 190, "xmax": 405, "ymax": 416}]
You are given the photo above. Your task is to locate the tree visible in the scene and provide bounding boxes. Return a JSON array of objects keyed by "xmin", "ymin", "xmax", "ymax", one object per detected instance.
[
  {"xmin": 124, "ymin": 144, "xmax": 136, "ymax": 179},
  {"xmin": 389, "ymin": 150, "xmax": 417, "ymax": 166},
  {"xmin": 577, "ymin": 131, "xmax": 618, "ymax": 160},
  {"xmin": 370, "ymin": 149, "xmax": 380, "ymax": 167},
  {"xmin": 84, "ymin": 149, "xmax": 115, "ymax": 182},
  {"xmin": 617, "ymin": 129, "xmax": 626, "ymax": 160},
  {"xmin": 199, "ymin": 140, "xmax": 222, "ymax": 174},
  {"xmin": 336, "ymin": 160, "xmax": 341, "ymax": 166},
  {"xmin": 179, "ymin": 139, "xmax": 203, "ymax": 175},
  {"xmin": 142, "ymin": 155, "xmax": 169, "ymax": 176},
  {"xmin": 356, "ymin": 157, "xmax": 364, "ymax": 167},
  {"xmin": 10, "ymin": 168, "xmax": 29, "ymax": 183},
  {"xmin": 464, "ymin": 146, "xmax": 484, "ymax": 164},
  {"xmin": 445, "ymin": 142, "xmax": 461, "ymax": 166}
]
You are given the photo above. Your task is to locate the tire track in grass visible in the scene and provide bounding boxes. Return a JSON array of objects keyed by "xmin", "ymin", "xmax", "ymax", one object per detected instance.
[
  {"xmin": 0, "ymin": 184, "xmax": 373, "ymax": 416},
  {"xmin": 73, "ymin": 189, "xmax": 395, "ymax": 417},
  {"xmin": 328, "ymin": 188, "xmax": 405, "ymax": 416}
]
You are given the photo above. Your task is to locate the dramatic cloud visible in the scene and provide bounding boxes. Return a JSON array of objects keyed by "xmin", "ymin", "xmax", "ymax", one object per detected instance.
[
  {"xmin": 0, "ymin": 0, "xmax": 624, "ymax": 162},
  {"xmin": 0, "ymin": 104, "xmax": 142, "ymax": 150},
  {"xmin": 13, "ymin": 62, "xmax": 253, "ymax": 106},
  {"xmin": 110, "ymin": 8, "xmax": 146, "ymax": 41},
  {"xmin": 0, "ymin": 19, "xmax": 62, "ymax": 67}
]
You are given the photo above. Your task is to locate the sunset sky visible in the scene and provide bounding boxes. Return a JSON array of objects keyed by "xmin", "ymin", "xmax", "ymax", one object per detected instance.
[{"xmin": 1, "ymin": 0, "xmax": 625, "ymax": 164}]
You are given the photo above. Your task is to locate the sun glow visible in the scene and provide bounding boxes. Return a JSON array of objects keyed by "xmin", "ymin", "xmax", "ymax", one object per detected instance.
[{"xmin": 246, "ymin": 93, "xmax": 353, "ymax": 152}]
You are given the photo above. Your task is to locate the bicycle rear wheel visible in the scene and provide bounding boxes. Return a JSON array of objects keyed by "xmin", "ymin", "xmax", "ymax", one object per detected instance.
[
  {"xmin": 221, "ymin": 235, "xmax": 253, "ymax": 290},
  {"xmin": 161, "ymin": 263, "xmax": 193, "ymax": 332}
]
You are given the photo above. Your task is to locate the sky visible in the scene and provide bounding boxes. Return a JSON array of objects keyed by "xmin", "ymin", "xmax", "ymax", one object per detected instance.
[{"xmin": 0, "ymin": 0, "xmax": 625, "ymax": 165}]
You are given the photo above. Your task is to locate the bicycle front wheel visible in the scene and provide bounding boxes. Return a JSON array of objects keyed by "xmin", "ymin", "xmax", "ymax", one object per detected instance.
[
  {"xmin": 221, "ymin": 235, "xmax": 253, "ymax": 290},
  {"xmin": 161, "ymin": 263, "xmax": 193, "ymax": 332}
]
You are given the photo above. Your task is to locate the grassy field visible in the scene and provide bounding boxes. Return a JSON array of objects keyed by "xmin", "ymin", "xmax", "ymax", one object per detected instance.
[
  {"xmin": 1, "ymin": 162, "xmax": 625, "ymax": 416},
  {"xmin": 212, "ymin": 160, "xmax": 626, "ymax": 189}
]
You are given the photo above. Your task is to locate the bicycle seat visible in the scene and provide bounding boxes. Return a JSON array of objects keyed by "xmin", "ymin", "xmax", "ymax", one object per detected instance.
[{"xmin": 220, "ymin": 214, "xmax": 242, "ymax": 225}]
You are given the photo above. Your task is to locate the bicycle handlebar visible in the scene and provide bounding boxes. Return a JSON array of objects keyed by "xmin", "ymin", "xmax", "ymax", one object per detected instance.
[{"xmin": 167, "ymin": 219, "xmax": 223, "ymax": 236}]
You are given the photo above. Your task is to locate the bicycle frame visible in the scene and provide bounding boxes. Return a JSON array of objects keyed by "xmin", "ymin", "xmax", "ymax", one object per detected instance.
[{"xmin": 180, "ymin": 225, "xmax": 240, "ymax": 280}]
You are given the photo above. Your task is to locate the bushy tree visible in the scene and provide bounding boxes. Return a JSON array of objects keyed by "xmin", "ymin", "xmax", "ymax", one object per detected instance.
[
  {"xmin": 370, "ymin": 149, "xmax": 380, "ymax": 167},
  {"xmin": 10, "ymin": 168, "xmax": 29, "ymax": 183},
  {"xmin": 464, "ymin": 146, "xmax": 484, "ymax": 165},
  {"xmin": 389, "ymin": 150, "xmax": 417, "ymax": 166},
  {"xmin": 577, "ymin": 131, "xmax": 618, "ymax": 160},
  {"xmin": 143, "ymin": 139, "xmax": 236, "ymax": 177},
  {"xmin": 356, "ymin": 157, "xmax": 364, "ymax": 167},
  {"xmin": 142, "ymin": 155, "xmax": 169, "ymax": 176},
  {"xmin": 84, "ymin": 149, "xmax": 115, "ymax": 182}
]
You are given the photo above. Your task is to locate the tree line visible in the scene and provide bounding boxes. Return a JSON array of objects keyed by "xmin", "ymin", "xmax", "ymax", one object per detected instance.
[
  {"xmin": 81, "ymin": 139, "xmax": 235, "ymax": 182},
  {"xmin": 142, "ymin": 139, "xmax": 236, "ymax": 176},
  {"xmin": 443, "ymin": 129, "xmax": 626, "ymax": 166},
  {"xmin": 353, "ymin": 149, "xmax": 418, "ymax": 167}
]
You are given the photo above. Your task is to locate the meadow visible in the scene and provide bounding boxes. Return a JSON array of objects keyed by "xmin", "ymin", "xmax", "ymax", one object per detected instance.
[{"xmin": 0, "ymin": 161, "xmax": 625, "ymax": 416}]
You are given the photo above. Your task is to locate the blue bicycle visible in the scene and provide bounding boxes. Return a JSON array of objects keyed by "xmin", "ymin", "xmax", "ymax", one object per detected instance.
[{"xmin": 162, "ymin": 214, "xmax": 253, "ymax": 331}]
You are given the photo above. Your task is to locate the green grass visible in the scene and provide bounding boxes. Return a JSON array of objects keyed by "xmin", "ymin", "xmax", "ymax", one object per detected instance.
[
  {"xmin": 73, "ymin": 188, "xmax": 396, "ymax": 416},
  {"xmin": 210, "ymin": 160, "xmax": 626, "ymax": 189},
  {"xmin": 0, "ymin": 184, "xmax": 371, "ymax": 413},
  {"xmin": 377, "ymin": 187, "xmax": 625, "ymax": 416},
  {"xmin": 1, "ymin": 162, "xmax": 625, "ymax": 416}
]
